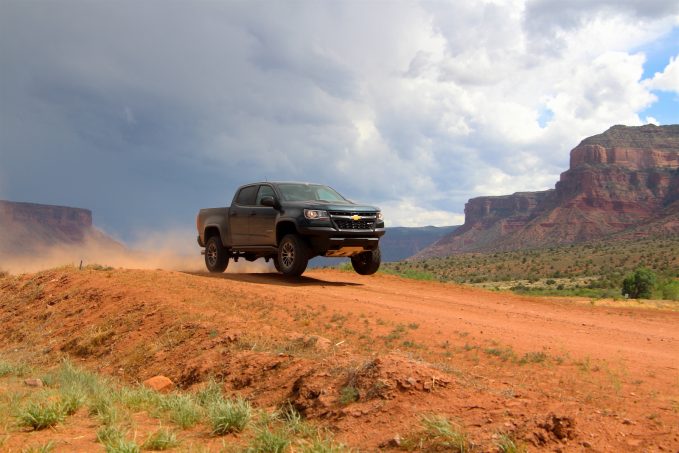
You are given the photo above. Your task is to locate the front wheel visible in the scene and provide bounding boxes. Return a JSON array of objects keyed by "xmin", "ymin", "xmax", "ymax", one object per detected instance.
[
  {"xmin": 277, "ymin": 234, "xmax": 309, "ymax": 276},
  {"xmin": 351, "ymin": 248, "xmax": 381, "ymax": 275},
  {"xmin": 205, "ymin": 236, "xmax": 229, "ymax": 273}
]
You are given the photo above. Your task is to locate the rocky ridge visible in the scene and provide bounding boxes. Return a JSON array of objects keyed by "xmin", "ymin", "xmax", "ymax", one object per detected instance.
[{"xmin": 418, "ymin": 124, "xmax": 679, "ymax": 258}]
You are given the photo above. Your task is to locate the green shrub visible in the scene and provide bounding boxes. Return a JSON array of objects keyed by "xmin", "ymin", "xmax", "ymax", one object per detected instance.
[
  {"xmin": 660, "ymin": 280, "xmax": 679, "ymax": 301},
  {"xmin": 621, "ymin": 268, "xmax": 656, "ymax": 299}
]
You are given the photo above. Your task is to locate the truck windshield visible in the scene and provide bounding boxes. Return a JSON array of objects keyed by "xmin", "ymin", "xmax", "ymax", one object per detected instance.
[{"xmin": 277, "ymin": 184, "xmax": 347, "ymax": 202}]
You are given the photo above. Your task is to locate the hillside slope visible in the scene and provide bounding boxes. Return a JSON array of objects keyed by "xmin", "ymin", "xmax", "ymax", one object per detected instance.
[{"xmin": 1, "ymin": 267, "xmax": 678, "ymax": 451}]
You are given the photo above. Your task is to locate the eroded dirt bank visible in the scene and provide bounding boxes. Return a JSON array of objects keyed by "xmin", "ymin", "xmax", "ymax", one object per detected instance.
[{"xmin": 1, "ymin": 267, "xmax": 678, "ymax": 451}]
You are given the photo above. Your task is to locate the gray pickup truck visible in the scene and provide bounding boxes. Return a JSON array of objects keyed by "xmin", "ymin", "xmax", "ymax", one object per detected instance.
[{"xmin": 196, "ymin": 182, "xmax": 385, "ymax": 276}]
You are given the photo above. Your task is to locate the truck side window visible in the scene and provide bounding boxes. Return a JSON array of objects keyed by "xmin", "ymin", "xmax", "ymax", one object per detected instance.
[
  {"xmin": 235, "ymin": 185, "xmax": 258, "ymax": 206},
  {"xmin": 255, "ymin": 185, "xmax": 275, "ymax": 206}
]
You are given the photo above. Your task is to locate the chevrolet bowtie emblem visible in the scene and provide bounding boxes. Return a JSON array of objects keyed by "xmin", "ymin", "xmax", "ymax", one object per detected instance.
[{"xmin": 351, "ymin": 215, "xmax": 361, "ymax": 221}]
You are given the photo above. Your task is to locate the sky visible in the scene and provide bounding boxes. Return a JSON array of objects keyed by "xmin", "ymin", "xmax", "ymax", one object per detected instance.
[{"xmin": 1, "ymin": 0, "xmax": 678, "ymax": 241}]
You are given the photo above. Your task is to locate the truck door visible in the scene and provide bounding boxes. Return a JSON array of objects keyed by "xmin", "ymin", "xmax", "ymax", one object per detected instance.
[
  {"xmin": 230, "ymin": 185, "xmax": 258, "ymax": 245},
  {"xmin": 249, "ymin": 185, "xmax": 278, "ymax": 245}
]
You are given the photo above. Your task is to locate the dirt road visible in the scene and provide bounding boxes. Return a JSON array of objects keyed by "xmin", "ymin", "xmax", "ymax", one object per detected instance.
[
  {"xmin": 216, "ymin": 270, "xmax": 679, "ymax": 371},
  {"xmin": 1, "ymin": 267, "xmax": 678, "ymax": 451}
]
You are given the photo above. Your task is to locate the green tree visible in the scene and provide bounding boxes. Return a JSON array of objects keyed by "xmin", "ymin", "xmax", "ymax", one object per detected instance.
[{"xmin": 621, "ymin": 268, "xmax": 656, "ymax": 299}]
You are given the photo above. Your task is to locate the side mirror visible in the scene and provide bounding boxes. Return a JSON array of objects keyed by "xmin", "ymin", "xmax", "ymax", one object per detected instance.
[{"xmin": 260, "ymin": 196, "xmax": 277, "ymax": 207}]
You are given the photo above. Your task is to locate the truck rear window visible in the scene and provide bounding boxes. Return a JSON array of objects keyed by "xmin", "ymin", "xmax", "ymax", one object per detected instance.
[{"xmin": 235, "ymin": 185, "xmax": 258, "ymax": 205}]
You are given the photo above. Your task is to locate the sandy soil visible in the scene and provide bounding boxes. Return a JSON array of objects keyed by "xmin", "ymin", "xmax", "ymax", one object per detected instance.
[{"xmin": 1, "ymin": 267, "xmax": 678, "ymax": 451}]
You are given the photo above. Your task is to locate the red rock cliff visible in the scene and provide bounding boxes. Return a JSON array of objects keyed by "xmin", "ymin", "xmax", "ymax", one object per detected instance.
[
  {"xmin": 419, "ymin": 124, "xmax": 679, "ymax": 258},
  {"xmin": 0, "ymin": 200, "xmax": 112, "ymax": 256}
]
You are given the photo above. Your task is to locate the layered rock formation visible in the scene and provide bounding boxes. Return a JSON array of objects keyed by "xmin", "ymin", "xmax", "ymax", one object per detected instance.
[
  {"xmin": 0, "ymin": 200, "xmax": 120, "ymax": 256},
  {"xmin": 419, "ymin": 124, "xmax": 679, "ymax": 258}
]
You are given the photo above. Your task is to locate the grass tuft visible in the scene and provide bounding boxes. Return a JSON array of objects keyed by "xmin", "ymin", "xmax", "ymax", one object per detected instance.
[
  {"xmin": 497, "ymin": 433, "xmax": 528, "ymax": 453},
  {"xmin": 0, "ymin": 360, "xmax": 31, "ymax": 378},
  {"xmin": 419, "ymin": 415, "xmax": 471, "ymax": 452},
  {"xmin": 18, "ymin": 400, "xmax": 65, "ymax": 430},
  {"xmin": 195, "ymin": 378, "xmax": 224, "ymax": 407},
  {"xmin": 338, "ymin": 386, "xmax": 359, "ymax": 405},
  {"xmin": 159, "ymin": 394, "xmax": 202, "ymax": 429},
  {"xmin": 298, "ymin": 433, "xmax": 349, "ymax": 452},
  {"xmin": 103, "ymin": 438, "xmax": 140, "ymax": 453},
  {"xmin": 142, "ymin": 427, "xmax": 181, "ymax": 450},
  {"xmin": 208, "ymin": 397, "xmax": 252, "ymax": 435},
  {"xmin": 248, "ymin": 426, "xmax": 290, "ymax": 452},
  {"xmin": 97, "ymin": 425, "xmax": 127, "ymax": 445},
  {"xmin": 21, "ymin": 440, "xmax": 57, "ymax": 453}
]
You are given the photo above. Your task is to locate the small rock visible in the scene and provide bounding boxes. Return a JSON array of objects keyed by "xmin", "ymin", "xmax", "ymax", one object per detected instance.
[
  {"xmin": 622, "ymin": 419, "xmax": 633, "ymax": 425},
  {"xmin": 379, "ymin": 435, "xmax": 401, "ymax": 447},
  {"xmin": 312, "ymin": 336, "xmax": 332, "ymax": 351},
  {"xmin": 24, "ymin": 378, "xmax": 43, "ymax": 387},
  {"xmin": 582, "ymin": 441, "xmax": 592, "ymax": 448},
  {"xmin": 143, "ymin": 375, "xmax": 174, "ymax": 393}
]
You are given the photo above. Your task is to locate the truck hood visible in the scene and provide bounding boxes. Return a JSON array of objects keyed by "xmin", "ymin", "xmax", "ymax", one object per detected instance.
[{"xmin": 285, "ymin": 201, "xmax": 380, "ymax": 212}]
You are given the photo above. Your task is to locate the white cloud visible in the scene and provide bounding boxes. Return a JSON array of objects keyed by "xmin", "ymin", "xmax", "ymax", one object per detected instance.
[
  {"xmin": 647, "ymin": 55, "xmax": 679, "ymax": 93},
  {"xmin": 379, "ymin": 199, "xmax": 465, "ymax": 228}
]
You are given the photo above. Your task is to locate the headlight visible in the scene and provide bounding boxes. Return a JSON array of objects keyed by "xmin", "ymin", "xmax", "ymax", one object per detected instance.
[
  {"xmin": 377, "ymin": 211, "xmax": 384, "ymax": 221},
  {"xmin": 304, "ymin": 209, "xmax": 329, "ymax": 220}
]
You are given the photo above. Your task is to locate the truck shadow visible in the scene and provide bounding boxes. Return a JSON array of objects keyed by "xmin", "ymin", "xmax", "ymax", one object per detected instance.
[{"xmin": 184, "ymin": 272, "xmax": 363, "ymax": 287}]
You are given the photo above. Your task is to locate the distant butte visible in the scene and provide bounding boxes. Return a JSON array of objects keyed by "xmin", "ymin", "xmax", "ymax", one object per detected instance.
[
  {"xmin": 417, "ymin": 124, "xmax": 679, "ymax": 258},
  {"xmin": 0, "ymin": 200, "xmax": 121, "ymax": 255}
]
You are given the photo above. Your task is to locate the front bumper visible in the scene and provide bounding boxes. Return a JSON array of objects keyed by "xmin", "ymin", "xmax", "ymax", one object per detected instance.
[{"xmin": 298, "ymin": 226, "xmax": 385, "ymax": 256}]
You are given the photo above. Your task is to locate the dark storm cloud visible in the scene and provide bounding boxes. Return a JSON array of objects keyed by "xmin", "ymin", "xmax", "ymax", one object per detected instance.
[
  {"xmin": 0, "ymin": 1, "xmax": 368, "ymax": 236},
  {"xmin": 1, "ymin": 1, "xmax": 677, "ymax": 234}
]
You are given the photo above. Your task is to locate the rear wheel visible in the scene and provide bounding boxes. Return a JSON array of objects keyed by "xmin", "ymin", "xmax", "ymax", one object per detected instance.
[
  {"xmin": 205, "ymin": 235, "xmax": 229, "ymax": 273},
  {"xmin": 351, "ymin": 248, "xmax": 381, "ymax": 275},
  {"xmin": 277, "ymin": 234, "xmax": 309, "ymax": 276}
]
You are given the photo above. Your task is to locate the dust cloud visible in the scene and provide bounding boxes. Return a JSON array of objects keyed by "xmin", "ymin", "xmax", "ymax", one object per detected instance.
[{"xmin": 0, "ymin": 228, "xmax": 275, "ymax": 275}]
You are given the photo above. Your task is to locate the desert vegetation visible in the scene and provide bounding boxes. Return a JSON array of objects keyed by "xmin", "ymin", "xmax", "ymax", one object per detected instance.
[
  {"xmin": 0, "ymin": 359, "xmax": 347, "ymax": 452},
  {"xmin": 381, "ymin": 236, "xmax": 679, "ymax": 301}
]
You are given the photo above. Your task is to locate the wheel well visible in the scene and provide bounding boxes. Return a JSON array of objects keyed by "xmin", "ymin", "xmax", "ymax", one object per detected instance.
[
  {"xmin": 204, "ymin": 226, "xmax": 221, "ymax": 243},
  {"xmin": 276, "ymin": 222, "xmax": 297, "ymax": 244}
]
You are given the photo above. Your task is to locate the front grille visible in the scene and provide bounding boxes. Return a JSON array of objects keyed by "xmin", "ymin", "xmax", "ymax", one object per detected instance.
[
  {"xmin": 334, "ymin": 219, "xmax": 375, "ymax": 230},
  {"xmin": 329, "ymin": 211, "xmax": 377, "ymax": 231},
  {"xmin": 328, "ymin": 211, "xmax": 375, "ymax": 217}
]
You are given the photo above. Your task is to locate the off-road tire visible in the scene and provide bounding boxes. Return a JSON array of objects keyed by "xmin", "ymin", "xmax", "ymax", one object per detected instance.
[
  {"xmin": 205, "ymin": 235, "xmax": 229, "ymax": 273},
  {"xmin": 277, "ymin": 234, "xmax": 309, "ymax": 276},
  {"xmin": 351, "ymin": 248, "xmax": 381, "ymax": 275}
]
